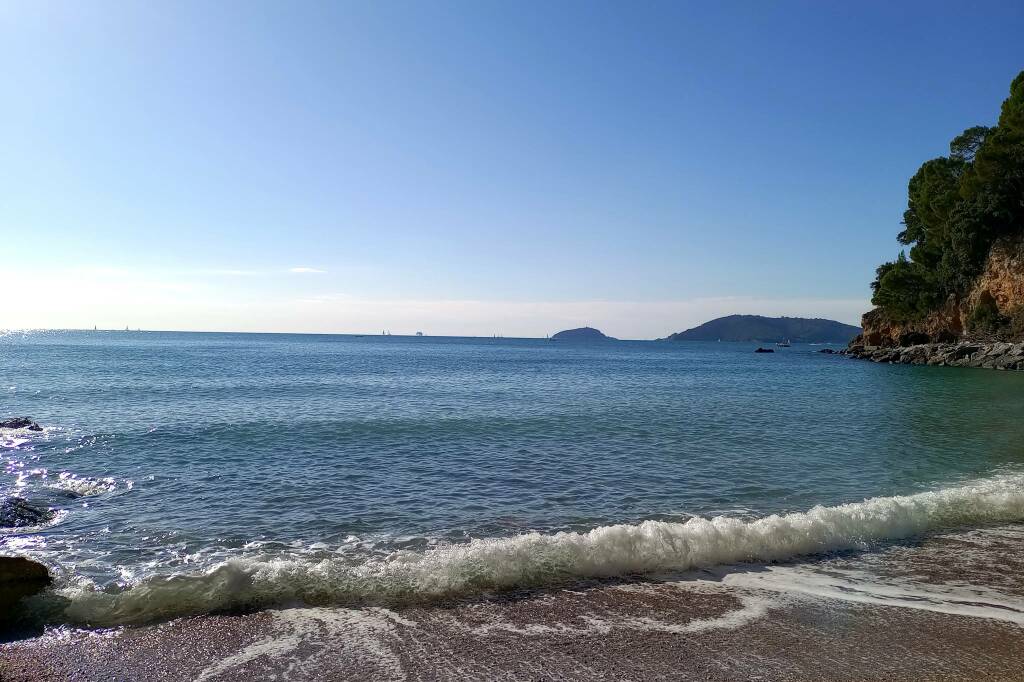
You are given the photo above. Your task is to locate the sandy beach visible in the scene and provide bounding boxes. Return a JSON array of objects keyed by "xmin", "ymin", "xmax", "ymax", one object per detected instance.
[{"xmin": 3, "ymin": 524, "xmax": 1023, "ymax": 681}]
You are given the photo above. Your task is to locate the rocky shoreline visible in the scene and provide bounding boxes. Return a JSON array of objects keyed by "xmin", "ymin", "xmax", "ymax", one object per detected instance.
[{"xmin": 844, "ymin": 341, "xmax": 1024, "ymax": 370}]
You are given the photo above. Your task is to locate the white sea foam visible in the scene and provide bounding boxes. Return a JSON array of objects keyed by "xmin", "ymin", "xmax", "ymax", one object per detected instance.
[
  {"xmin": 715, "ymin": 564, "xmax": 1024, "ymax": 624},
  {"xmin": 53, "ymin": 473, "xmax": 1024, "ymax": 627},
  {"xmin": 1, "ymin": 435, "xmax": 30, "ymax": 449},
  {"xmin": 47, "ymin": 472, "xmax": 120, "ymax": 497},
  {"xmin": 194, "ymin": 607, "xmax": 413, "ymax": 681}
]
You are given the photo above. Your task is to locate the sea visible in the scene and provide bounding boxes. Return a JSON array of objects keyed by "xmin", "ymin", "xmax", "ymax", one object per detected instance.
[{"xmin": 2, "ymin": 330, "xmax": 1024, "ymax": 628}]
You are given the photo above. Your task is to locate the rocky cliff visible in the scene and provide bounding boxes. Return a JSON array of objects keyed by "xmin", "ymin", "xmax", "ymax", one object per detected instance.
[
  {"xmin": 855, "ymin": 237, "xmax": 1024, "ymax": 348},
  {"xmin": 971, "ymin": 236, "xmax": 1024, "ymax": 316}
]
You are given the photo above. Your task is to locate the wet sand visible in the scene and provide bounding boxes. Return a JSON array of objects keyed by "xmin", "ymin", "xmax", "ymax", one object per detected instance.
[{"xmin": 3, "ymin": 525, "xmax": 1024, "ymax": 681}]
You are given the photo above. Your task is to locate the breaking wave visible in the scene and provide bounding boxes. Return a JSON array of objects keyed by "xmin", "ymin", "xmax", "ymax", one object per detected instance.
[
  {"xmin": 48, "ymin": 473, "xmax": 1024, "ymax": 627},
  {"xmin": 48, "ymin": 472, "xmax": 122, "ymax": 497}
]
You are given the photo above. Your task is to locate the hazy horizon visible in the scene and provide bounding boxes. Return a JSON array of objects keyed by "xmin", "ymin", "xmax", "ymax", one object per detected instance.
[
  {"xmin": 5, "ymin": 303, "xmax": 865, "ymax": 340},
  {"xmin": 4, "ymin": 2, "xmax": 1022, "ymax": 336}
]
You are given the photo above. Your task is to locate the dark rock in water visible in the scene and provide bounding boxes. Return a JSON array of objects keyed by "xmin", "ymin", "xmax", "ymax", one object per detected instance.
[
  {"xmin": 846, "ymin": 340, "xmax": 1024, "ymax": 371},
  {"xmin": 0, "ymin": 557, "xmax": 51, "ymax": 585},
  {"xmin": 0, "ymin": 556, "xmax": 52, "ymax": 636},
  {"xmin": 819, "ymin": 348, "xmax": 837, "ymax": 354},
  {"xmin": 754, "ymin": 347, "xmax": 775, "ymax": 353},
  {"xmin": 0, "ymin": 497, "xmax": 54, "ymax": 528},
  {"xmin": 0, "ymin": 417, "xmax": 42, "ymax": 431}
]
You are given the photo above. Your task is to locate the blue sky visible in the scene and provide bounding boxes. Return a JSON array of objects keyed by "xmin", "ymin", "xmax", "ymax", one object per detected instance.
[{"xmin": 3, "ymin": 1, "xmax": 1022, "ymax": 337}]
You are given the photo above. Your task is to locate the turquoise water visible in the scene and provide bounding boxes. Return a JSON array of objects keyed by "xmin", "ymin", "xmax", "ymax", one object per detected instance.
[{"xmin": 2, "ymin": 331, "xmax": 1024, "ymax": 625}]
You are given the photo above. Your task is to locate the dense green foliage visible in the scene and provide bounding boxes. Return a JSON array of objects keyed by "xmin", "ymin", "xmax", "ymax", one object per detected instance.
[{"xmin": 872, "ymin": 71, "xmax": 1024, "ymax": 322}]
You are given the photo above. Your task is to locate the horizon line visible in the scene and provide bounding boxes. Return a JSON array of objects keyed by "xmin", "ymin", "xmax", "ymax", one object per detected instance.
[{"xmin": 2, "ymin": 320, "xmax": 861, "ymax": 343}]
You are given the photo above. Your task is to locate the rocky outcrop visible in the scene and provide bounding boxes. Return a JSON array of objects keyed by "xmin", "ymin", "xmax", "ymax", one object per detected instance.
[
  {"xmin": 0, "ymin": 557, "xmax": 51, "ymax": 585},
  {"xmin": 0, "ymin": 417, "xmax": 42, "ymax": 431},
  {"xmin": 0, "ymin": 557, "xmax": 52, "ymax": 633},
  {"xmin": 0, "ymin": 497, "xmax": 55, "ymax": 528},
  {"xmin": 855, "ymin": 302, "xmax": 964, "ymax": 348},
  {"xmin": 847, "ymin": 341, "xmax": 1024, "ymax": 370},
  {"xmin": 754, "ymin": 347, "xmax": 775, "ymax": 353},
  {"xmin": 854, "ymin": 237, "xmax": 1024, "ymax": 357},
  {"xmin": 971, "ymin": 237, "xmax": 1024, "ymax": 314}
]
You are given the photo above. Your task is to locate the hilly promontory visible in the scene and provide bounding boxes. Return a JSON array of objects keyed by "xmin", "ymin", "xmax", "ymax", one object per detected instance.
[
  {"xmin": 843, "ymin": 71, "xmax": 1024, "ymax": 370},
  {"xmin": 550, "ymin": 327, "xmax": 615, "ymax": 341},
  {"xmin": 856, "ymin": 71, "xmax": 1024, "ymax": 350},
  {"xmin": 662, "ymin": 315, "xmax": 861, "ymax": 343}
]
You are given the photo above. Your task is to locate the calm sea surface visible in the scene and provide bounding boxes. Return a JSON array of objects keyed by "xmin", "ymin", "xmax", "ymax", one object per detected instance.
[{"xmin": 2, "ymin": 331, "xmax": 1024, "ymax": 624}]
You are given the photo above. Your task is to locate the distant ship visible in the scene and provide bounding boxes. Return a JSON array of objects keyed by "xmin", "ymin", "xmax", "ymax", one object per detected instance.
[
  {"xmin": 776, "ymin": 338, "xmax": 791, "ymax": 347},
  {"xmin": 416, "ymin": 331, "xmax": 424, "ymax": 336}
]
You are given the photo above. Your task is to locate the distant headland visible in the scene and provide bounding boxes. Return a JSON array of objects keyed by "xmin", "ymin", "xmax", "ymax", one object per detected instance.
[
  {"xmin": 662, "ymin": 315, "xmax": 861, "ymax": 343},
  {"xmin": 857, "ymin": 71, "xmax": 1024, "ymax": 350},
  {"xmin": 846, "ymin": 71, "xmax": 1024, "ymax": 370},
  {"xmin": 550, "ymin": 327, "xmax": 615, "ymax": 341}
]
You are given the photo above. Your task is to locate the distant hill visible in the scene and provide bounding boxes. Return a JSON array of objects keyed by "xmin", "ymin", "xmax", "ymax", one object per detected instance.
[
  {"xmin": 551, "ymin": 327, "xmax": 615, "ymax": 341},
  {"xmin": 663, "ymin": 315, "xmax": 861, "ymax": 343}
]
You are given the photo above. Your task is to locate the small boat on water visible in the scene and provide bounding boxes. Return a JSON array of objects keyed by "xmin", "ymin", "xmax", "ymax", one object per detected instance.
[{"xmin": 776, "ymin": 338, "xmax": 791, "ymax": 347}]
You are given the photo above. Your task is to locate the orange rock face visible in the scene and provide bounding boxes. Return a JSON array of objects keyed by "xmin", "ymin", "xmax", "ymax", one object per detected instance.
[
  {"xmin": 971, "ymin": 238, "xmax": 1024, "ymax": 314},
  {"xmin": 855, "ymin": 237, "xmax": 1024, "ymax": 348}
]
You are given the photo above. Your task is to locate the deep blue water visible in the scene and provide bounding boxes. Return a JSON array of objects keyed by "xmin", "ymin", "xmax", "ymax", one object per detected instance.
[{"xmin": 2, "ymin": 331, "xmax": 1024, "ymax": 623}]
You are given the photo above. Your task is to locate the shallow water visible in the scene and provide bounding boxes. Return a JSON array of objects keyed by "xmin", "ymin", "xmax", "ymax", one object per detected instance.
[{"xmin": 2, "ymin": 330, "xmax": 1023, "ymax": 624}]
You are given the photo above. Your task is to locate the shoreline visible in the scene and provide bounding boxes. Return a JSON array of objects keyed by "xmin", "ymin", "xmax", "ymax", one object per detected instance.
[
  {"xmin": 845, "ymin": 340, "xmax": 1024, "ymax": 370},
  {"xmin": 4, "ymin": 525, "xmax": 1024, "ymax": 681}
]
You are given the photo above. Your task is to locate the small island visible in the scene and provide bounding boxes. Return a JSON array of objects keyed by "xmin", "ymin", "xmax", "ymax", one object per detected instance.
[
  {"xmin": 550, "ymin": 327, "xmax": 615, "ymax": 341},
  {"xmin": 662, "ymin": 315, "xmax": 860, "ymax": 343}
]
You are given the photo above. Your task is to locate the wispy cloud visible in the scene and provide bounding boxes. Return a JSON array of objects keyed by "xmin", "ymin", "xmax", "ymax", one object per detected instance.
[{"xmin": 288, "ymin": 267, "xmax": 326, "ymax": 274}]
